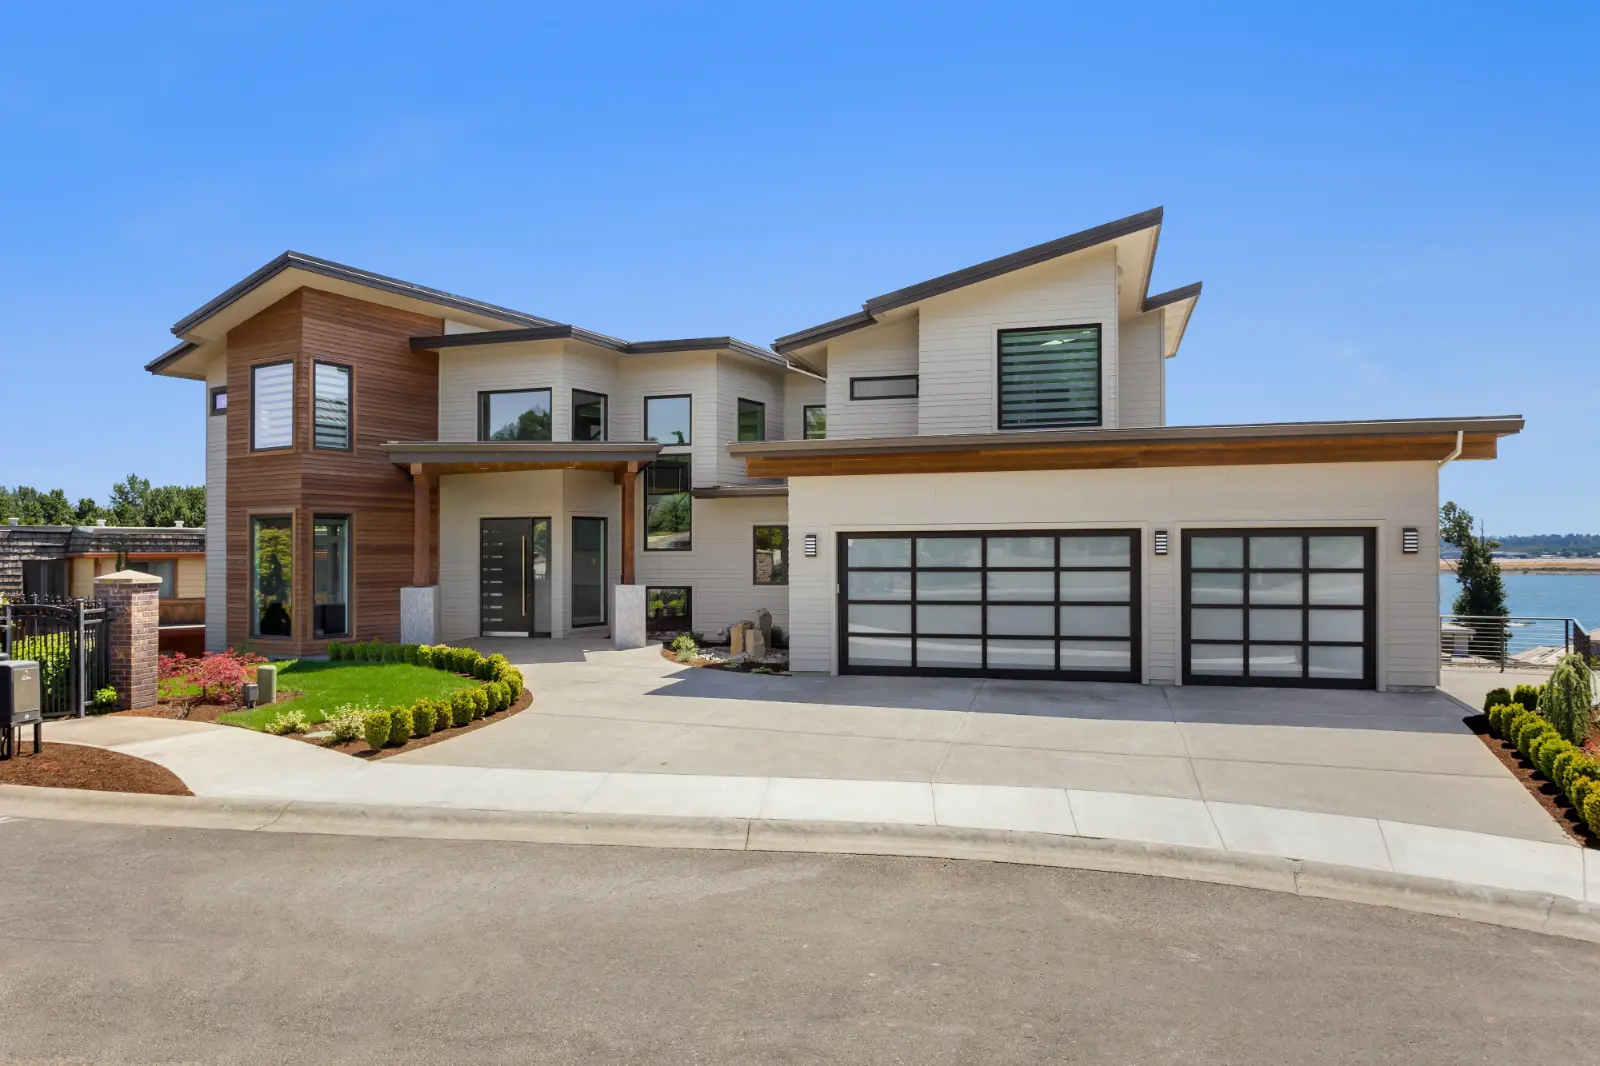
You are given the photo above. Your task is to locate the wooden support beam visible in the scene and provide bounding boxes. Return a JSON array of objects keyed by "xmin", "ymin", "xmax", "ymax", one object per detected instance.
[
  {"xmin": 620, "ymin": 462, "xmax": 638, "ymax": 586},
  {"xmin": 411, "ymin": 463, "xmax": 433, "ymax": 587}
]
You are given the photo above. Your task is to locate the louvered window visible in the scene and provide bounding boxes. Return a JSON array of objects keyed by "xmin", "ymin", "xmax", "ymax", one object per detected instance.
[
  {"xmin": 997, "ymin": 325, "xmax": 1101, "ymax": 429},
  {"xmin": 313, "ymin": 362, "xmax": 351, "ymax": 450},
  {"xmin": 252, "ymin": 361, "xmax": 294, "ymax": 449}
]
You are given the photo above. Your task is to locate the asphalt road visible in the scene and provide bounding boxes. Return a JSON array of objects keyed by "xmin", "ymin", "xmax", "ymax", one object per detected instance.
[{"xmin": 0, "ymin": 817, "xmax": 1596, "ymax": 1065}]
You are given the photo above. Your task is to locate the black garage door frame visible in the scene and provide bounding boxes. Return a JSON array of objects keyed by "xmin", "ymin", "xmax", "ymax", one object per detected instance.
[
  {"xmin": 837, "ymin": 529, "xmax": 1142, "ymax": 683},
  {"xmin": 1181, "ymin": 527, "xmax": 1377, "ymax": 690}
]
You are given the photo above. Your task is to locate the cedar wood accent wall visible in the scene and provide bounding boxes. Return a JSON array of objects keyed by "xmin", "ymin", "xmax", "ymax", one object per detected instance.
[{"xmin": 226, "ymin": 288, "xmax": 442, "ymax": 654}]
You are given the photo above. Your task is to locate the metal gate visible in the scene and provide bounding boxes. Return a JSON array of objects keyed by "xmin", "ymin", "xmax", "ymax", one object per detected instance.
[{"xmin": 1, "ymin": 598, "xmax": 109, "ymax": 718}]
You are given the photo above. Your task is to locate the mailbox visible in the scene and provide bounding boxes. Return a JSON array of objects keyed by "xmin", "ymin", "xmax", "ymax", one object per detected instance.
[{"xmin": 1, "ymin": 659, "xmax": 43, "ymax": 759}]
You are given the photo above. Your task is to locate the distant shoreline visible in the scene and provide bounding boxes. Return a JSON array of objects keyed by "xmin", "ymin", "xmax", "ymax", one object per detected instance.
[{"xmin": 1439, "ymin": 558, "xmax": 1600, "ymax": 574}]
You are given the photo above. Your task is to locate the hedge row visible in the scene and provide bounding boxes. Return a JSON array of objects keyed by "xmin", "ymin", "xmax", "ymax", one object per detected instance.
[
  {"xmin": 324, "ymin": 642, "xmax": 526, "ymax": 750},
  {"xmin": 1486, "ymin": 700, "xmax": 1600, "ymax": 836}
]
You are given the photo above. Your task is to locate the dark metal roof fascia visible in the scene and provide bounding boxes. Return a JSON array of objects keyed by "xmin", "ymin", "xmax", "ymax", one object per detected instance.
[
  {"xmin": 1143, "ymin": 281, "xmax": 1203, "ymax": 312},
  {"xmin": 726, "ymin": 415, "xmax": 1527, "ymax": 459},
  {"xmin": 145, "ymin": 339, "xmax": 200, "ymax": 374},
  {"xmin": 689, "ymin": 484, "xmax": 790, "ymax": 499},
  {"xmin": 380, "ymin": 440, "xmax": 662, "ymax": 465},
  {"xmin": 170, "ymin": 251, "xmax": 560, "ymax": 337},
  {"xmin": 772, "ymin": 309, "xmax": 878, "ymax": 355},
  {"xmin": 410, "ymin": 326, "xmax": 628, "ymax": 352}
]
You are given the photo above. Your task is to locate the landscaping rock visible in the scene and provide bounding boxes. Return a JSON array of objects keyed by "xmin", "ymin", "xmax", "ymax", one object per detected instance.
[
  {"xmin": 746, "ymin": 627, "xmax": 767, "ymax": 660},
  {"xmin": 729, "ymin": 623, "xmax": 747, "ymax": 656},
  {"xmin": 749, "ymin": 609, "xmax": 772, "ymax": 647}
]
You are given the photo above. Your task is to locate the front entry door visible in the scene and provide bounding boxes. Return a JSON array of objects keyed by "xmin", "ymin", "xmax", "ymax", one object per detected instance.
[{"xmin": 480, "ymin": 518, "xmax": 551, "ymax": 636}]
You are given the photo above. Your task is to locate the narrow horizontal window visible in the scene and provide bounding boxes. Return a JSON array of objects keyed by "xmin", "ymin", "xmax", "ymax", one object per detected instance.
[
  {"xmin": 850, "ymin": 375, "xmax": 918, "ymax": 401},
  {"xmin": 479, "ymin": 389, "xmax": 552, "ymax": 441},
  {"xmin": 251, "ymin": 361, "xmax": 294, "ymax": 450},
  {"xmin": 313, "ymin": 361, "xmax": 352, "ymax": 450},
  {"xmin": 998, "ymin": 325, "xmax": 1101, "ymax": 429}
]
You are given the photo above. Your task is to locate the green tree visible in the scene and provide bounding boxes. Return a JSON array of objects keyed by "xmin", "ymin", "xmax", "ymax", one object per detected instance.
[
  {"xmin": 1440, "ymin": 501, "xmax": 1507, "ymax": 618},
  {"xmin": 0, "ymin": 476, "xmax": 202, "ymax": 527}
]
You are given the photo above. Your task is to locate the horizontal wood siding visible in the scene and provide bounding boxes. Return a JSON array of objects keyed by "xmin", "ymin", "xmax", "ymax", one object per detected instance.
[
  {"xmin": 632, "ymin": 494, "xmax": 790, "ymax": 639},
  {"xmin": 784, "ymin": 372, "xmax": 826, "ymax": 440},
  {"xmin": 205, "ymin": 354, "xmax": 228, "ymax": 650},
  {"xmin": 824, "ymin": 317, "xmax": 919, "ymax": 440},
  {"xmin": 1117, "ymin": 311, "xmax": 1164, "ymax": 429},
  {"xmin": 714, "ymin": 354, "xmax": 786, "ymax": 484}
]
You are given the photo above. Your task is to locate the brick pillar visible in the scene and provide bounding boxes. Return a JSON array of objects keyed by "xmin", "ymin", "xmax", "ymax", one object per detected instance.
[{"xmin": 94, "ymin": 571, "xmax": 162, "ymax": 710}]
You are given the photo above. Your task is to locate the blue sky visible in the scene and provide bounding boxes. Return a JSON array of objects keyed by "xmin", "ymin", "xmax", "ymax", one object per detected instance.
[{"xmin": 1, "ymin": 2, "xmax": 1594, "ymax": 532}]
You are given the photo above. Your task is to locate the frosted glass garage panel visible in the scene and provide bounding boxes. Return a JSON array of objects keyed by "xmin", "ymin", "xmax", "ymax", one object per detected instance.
[
  {"xmin": 1191, "ymin": 608, "xmax": 1242, "ymax": 641},
  {"xmin": 917, "ymin": 605, "xmax": 982, "ymax": 635},
  {"xmin": 1249, "ymin": 609, "xmax": 1301, "ymax": 641},
  {"xmin": 1059, "ymin": 535, "xmax": 1130, "ymax": 566},
  {"xmin": 1249, "ymin": 536, "xmax": 1302, "ymax": 568},
  {"xmin": 1248, "ymin": 573, "xmax": 1303, "ymax": 605},
  {"xmin": 1190, "ymin": 537, "xmax": 1243, "ymax": 568},
  {"xmin": 1309, "ymin": 536, "xmax": 1365, "ymax": 568},
  {"xmin": 1308, "ymin": 610, "xmax": 1363, "ymax": 643},
  {"xmin": 1059, "ymin": 571, "xmax": 1130, "ymax": 602},
  {"xmin": 987, "ymin": 605, "xmax": 1054, "ymax": 636},
  {"xmin": 1309, "ymin": 573, "xmax": 1364, "ymax": 605},
  {"xmin": 1310, "ymin": 645, "xmax": 1364, "ymax": 679},
  {"xmin": 1190, "ymin": 573, "xmax": 1243, "ymax": 604},
  {"xmin": 987, "ymin": 536, "xmax": 1054, "ymax": 567},
  {"xmin": 1249, "ymin": 645, "xmax": 1303, "ymax": 677},
  {"xmin": 1060, "ymin": 606, "xmax": 1130, "ymax": 637},
  {"xmin": 1190, "ymin": 644, "xmax": 1243, "ymax": 675},
  {"xmin": 848, "ymin": 637, "xmax": 911, "ymax": 666},
  {"xmin": 848, "ymin": 538, "xmax": 910, "ymax": 567},
  {"xmin": 916, "ymin": 538, "xmax": 981, "ymax": 567},
  {"xmin": 986, "ymin": 570, "xmax": 1054, "ymax": 602},
  {"xmin": 985, "ymin": 639, "xmax": 1055, "ymax": 669},
  {"xmin": 1059, "ymin": 640, "xmax": 1131, "ymax": 672},
  {"xmin": 916, "ymin": 638, "xmax": 982, "ymax": 668},
  {"xmin": 848, "ymin": 571, "xmax": 911, "ymax": 600},
  {"xmin": 916, "ymin": 572, "xmax": 981, "ymax": 601},
  {"xmin": 848, "ymin": 604, "xmax": 910, "ymax": 634}
]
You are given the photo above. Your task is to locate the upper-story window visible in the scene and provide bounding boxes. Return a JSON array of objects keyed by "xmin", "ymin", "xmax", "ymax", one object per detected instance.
[
  {"xmin": 313, "ymin": 361, "xmax": 352, "ymax": 450},
  {"xmin": 645, "ymin": 395, "xmax": 691, "ymax": 446},
  {"xmin": 997, "ymin": 325, "xmax": 1101, "ymax": 429},
  {"xmin": 480, "ymin": 388, "xmax": 552, "ymax": 441},
  {"xmin": 850, "ymin": 375, "xmax": 918, "ymax": 400},
  {"xmin": 209, "ymin": 387, "xmax": 228, "ymax": 416},
  {"xmin": 251, "ymin": 361, "xmax": 294, "ymax": 450},
  {"xmin": 737, "ymin": 398, "xmax": 765, "ymax": 442},
  {"xmin": 803, "ymin": 405, "xmax": 826, "ymax": 439},
  {"xmin": 573, "ymin": 389, "xmax": 607, "ymax": 441}
]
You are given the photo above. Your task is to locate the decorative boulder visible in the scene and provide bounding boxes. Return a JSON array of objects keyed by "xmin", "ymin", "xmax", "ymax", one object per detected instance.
[
  {"xmin": 729, "ymin": 622, "xmax": 747, "ymax": 656},
  {"xmin": 749, "ymin": 609, "xmax": 773, "ymax": 648},
  {"xmin": 746, "ymin": 627, "xmax": 767, "ymax": 660}
]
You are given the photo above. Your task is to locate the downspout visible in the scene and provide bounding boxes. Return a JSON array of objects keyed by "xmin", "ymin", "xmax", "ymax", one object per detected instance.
[{"xmin": 1437, "ymin": 430, "xmax": 1464, "ymax": 468}]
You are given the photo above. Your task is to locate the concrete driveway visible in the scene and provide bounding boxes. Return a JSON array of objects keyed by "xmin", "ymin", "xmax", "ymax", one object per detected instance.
[{"xmin": 393, "ymin": 639, "xmax": 1566, "ymax": 844}]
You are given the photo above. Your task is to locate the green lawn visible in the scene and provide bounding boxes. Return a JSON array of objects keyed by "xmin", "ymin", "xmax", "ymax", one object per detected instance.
[{"xmin": 219, "ymin": 660, "xmax": 478, "ymax": 730}]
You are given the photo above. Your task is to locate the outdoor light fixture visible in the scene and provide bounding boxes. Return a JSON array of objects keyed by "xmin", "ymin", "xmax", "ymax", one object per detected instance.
[
  {"xmin": 1402, "ymin": 527, "xmax": 1420, "ymax": 554},
  {"xmin": 1152, "ymin": 530, "xmax": 1169, "ymax": 555},
  {"xmin": 803, "ymin": 533, "xmax": 818, "ymax": 558}
]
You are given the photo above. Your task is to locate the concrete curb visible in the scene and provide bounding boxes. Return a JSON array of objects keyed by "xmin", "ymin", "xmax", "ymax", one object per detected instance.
[{"xmin": 3, "ymin": 784, "xmax": 1595, "ymax": 943}]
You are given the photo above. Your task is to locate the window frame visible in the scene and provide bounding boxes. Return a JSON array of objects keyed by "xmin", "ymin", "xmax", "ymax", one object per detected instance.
[
  {"xmin": 571, "ymin": 388, "xmax": 608, "ymax": 442},
  {"xmin": 478, "ymin": 387, "xmax": 554, "ymax": 442},
  {"xmin": 250, "ymin": 512, "xmax": 295, "ymax": 640},
  {"xmin": 995, "ymin": 323, "xmax": 1103, "ymax": 431},
  {"xmin": 753, "ymin": 525, "xmax": 788, "ymax": 586},
  {"xmin": 209, "ymin": 386, "xmax": 228, "ymax": 416},
  {"xmin": 569, "ymin": 515, "xmax": 608, "ymax": 628},
  {"xmin": 125, "ymin": 558, "xmax": 178, "ymax": 598},
  {"xmin": 311, "ymin": 513, "xmax": 352, "ymax": 638},
  {"xmin": 250, "ymin": 360, "xmax": 295, "ymax": 452},
  {"xmin": 736, "ymin": 398, "xmax": 766, "ymax": 442},
  {"xmin": 645, "ymin": 586, "xmax": 693, "ymax": 636},
  {"xmin": 802, "ymin": 404, "xmax": 826, "ymax": 440},
  {"xmin": 644, "ymin": 393, "xmax": 693, "ymax": 446},
  {"xmin": 849, "ymin": 375, "xmax": 918, "ymax": 401},
  {"xmin": 643, "ymin": 454, "xmax": 692, "ymax": 552},
  {"xmin": 311, "ymin": 360, "xmax": 354, "ymax": 452}
]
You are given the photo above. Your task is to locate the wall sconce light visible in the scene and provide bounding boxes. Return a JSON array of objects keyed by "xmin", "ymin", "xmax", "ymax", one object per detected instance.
[
  {"xmin": 1402, "ymin": 527, "xmax": 1419, "ymax": 554},
  {"xmin": 1152, "ymin": 530, "xmax": 1169, "ymax": 555},
  {"xmin": 803, "ymin": 533, "xmax": 818, "ymax": 558}
]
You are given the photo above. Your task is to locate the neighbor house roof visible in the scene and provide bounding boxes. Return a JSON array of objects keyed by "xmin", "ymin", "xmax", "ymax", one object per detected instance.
[{"xmin": 771, "ymin": 207, "xmax": 1202, "ymax": 357}]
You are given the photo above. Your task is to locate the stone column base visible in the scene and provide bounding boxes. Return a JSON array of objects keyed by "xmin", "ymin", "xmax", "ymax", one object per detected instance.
[
  {"xmin": 401, "ymin": 586, "xmax": 441, "ymax": 645},
  {"xmin": 613, "ymin": 585, "xmax": 647, "ymax": 650}
]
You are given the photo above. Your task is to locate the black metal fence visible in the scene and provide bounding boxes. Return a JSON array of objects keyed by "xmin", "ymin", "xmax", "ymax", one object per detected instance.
[
  {"xmin": 1, "ymin": 597, "xmax": 109, "ymax": 718},
  {"xmin": 1439, "ymin": 614, "xmax": 1594, "ymax": 671}
]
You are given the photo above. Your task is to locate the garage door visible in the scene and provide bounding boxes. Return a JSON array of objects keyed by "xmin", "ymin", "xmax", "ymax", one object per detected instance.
[
  {"xmin": 839, "ymin": 530, "xmax": 1140, "ymax": 681},
  {"xmin": 1183, "ymin": 529, "xmax": 1375, "ymax": 689}
]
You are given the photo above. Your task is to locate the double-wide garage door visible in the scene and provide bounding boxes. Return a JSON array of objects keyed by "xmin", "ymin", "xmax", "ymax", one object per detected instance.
[{"xmin": 839, "ymin": 530, "xmax": 1139, "ymax": 681}]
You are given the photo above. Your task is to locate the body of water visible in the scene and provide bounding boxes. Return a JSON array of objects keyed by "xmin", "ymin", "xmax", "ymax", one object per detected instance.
[{"xmin": 1439, "ymin": 571, "xmax": 1600, "ymax": 629}]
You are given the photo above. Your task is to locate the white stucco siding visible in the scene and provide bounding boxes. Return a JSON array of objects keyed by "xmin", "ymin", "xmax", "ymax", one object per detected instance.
[
  {"xmin": 632, "ymin": 494, "xmax": 790, "ymax": 640},
  {"xmin": 1117, "ymin": 311, "xmax": 1164, "ymax": 429},
  {"xmin": 784, "ymin": 372, "xmax": 827, "ymax": 440},
  {"xmin": 784, "ymin": 461, "xmax": 1440, "ymax": 689},
  {"xmin": 204, "ymin": 356, "xmax": 228, "ymax": 652},
  {"xmin": 917, "ymin": 248, "xmax": 1119, "ymax": 435},
  {"xmin": 824, "ymin": 317, "xmax": 919, "ymax": 439},
  {"xmin": 714, "ymin": 355, "xmax": 786, "ymax": 485}
]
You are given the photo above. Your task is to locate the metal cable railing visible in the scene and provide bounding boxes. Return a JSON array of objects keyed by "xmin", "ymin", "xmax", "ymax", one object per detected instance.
[{"xmin": 1439, "ymin": 614, "xmax": 1593, "ymax": 670}]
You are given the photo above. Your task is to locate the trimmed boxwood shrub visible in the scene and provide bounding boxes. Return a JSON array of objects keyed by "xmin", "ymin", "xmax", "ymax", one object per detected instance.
[
  {"xmin": 1572, "ymin": 777, "xmax": 1598, "ymax": 818},
  {"xmin": 1482, "ymin": 687, "xmax": 1512, "ymax": 714},
  {"xmin": 1584, "ymin": 789, "xmax": 1600, "ymax": 835},
  {"xmin": 432, "ymin": 699, "xmax": 452, "ymax": 732},
  {"xmin": 328, "ymin": 641, "xmax": 344, "ymax": 661},
  {"xmin": 1486, "ymin": 703, "xmax": 1510, "ymax": 738},
  {"xmin": 387, "ymin": 703, "xmax": 414, "ymax": 745},
  {"xmin": 1511, "ymin": 683, "xmax": 1542, "ymax": 713},
  {"xmin": 412, "ymin": 698, "xmax": 437, "ymax": 737},
  {"xmin": 415, "ymin": 644, "xmax": 435, "ymax": 669},
  {"xmin": 470, "ymin": 686, "xmax": 489, "ymax": 719},
  {"xmin": 1534, "ymin": 735, "xmax": 1569, "ymax": 780},
  {"xmin": 402, "ymin": 643, "xmax": 420, "ymax": 664},
  {"xmin": 362, "ymin": 709, "xmax": 392, "ymax": 750},
  {"xmin": 451, "ymin": 690, "xmax": 475, "ymax": 727}
]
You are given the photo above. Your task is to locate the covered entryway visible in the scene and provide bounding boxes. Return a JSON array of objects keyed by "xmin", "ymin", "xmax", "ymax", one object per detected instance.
[
  {"xmin": 838, "ymin": 530, "xmax": 1139, "ymax": 681},
  {"xmin": 1183, "ymin": 528, "xmax": 1375, "ymax": 688},
  {"xmin": 479, "ymin": 518, "xmax": 551, "ymax": 637}
]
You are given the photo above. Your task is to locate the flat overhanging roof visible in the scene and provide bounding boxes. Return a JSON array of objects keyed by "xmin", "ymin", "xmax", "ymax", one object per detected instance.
[{"xmin": 382, "ymin": 440, "xmax": 661, "ymax": 475}]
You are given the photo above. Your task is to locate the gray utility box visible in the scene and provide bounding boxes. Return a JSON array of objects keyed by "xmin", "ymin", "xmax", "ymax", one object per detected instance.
[{"xmin": 1, "ymin": 659, "xmax": 43, "ymax": 760}]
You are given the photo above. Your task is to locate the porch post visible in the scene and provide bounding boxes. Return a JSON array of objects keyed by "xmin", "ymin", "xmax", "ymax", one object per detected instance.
[
  {"xmin": 613, "ymin": 461, "xmax": 646, "ymax": 649},
  {"xmin": 401, "ymin": 464, "xmax": 441, "ymax": 645},
  {"xmin": 620, "ymin": 462, "xmax": 637, "ymax": 586}
]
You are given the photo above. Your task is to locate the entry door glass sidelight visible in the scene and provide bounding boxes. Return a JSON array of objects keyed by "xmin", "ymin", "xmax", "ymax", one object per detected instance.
[{"xmin": 571, "ymin": 517, "xmax": 607, "ymax": 627}]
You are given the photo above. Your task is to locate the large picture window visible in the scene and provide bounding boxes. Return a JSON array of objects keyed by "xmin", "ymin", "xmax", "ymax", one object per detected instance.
[
  {"xmin": 644, "ymin": 395, "xmax": 692, "ymax": 445},
  {"xmin": 251, "ymin": 361, "xmax": 294, "ymax": 450},
  {"xmin": 997, "ymin": 325, "xmax": 1101, "ymax": 429},
  {"xmin": 737, "ymin": 398, "xmax": 766, "ymax": 442},
  {"xmin": 645, "ymin": 455, "xmax": 691, "ymax": 551},
  {"xmin": 312, "ymin": 516, "xmax": 350, "ymax": 638},
  {"xmin": 572, "ymin": 389, "xmax": 607, "ymax": 441},
  {"xmin": 479, "ymin": 389, "xmax": 552, "ymax": 441},
  {"xmin": 803, "ymin": 405, "xmax": 826, "ymax": 439},
  {"xmin": 313, "ymin": 361, "xmax": 352, "ymax": 450},
  {"xmin": 754, "ymin": 526, "xmax": 787, "ymax": 585},
  {"xmin": 251, "ymin": 514, "xmax": 293, "ymax": 638}
]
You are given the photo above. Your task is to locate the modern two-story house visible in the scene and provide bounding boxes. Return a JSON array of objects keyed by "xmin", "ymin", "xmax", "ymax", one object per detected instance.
[{"xmin": 147, "ymin": 207, "xmax": 1520, "ymax": 691}]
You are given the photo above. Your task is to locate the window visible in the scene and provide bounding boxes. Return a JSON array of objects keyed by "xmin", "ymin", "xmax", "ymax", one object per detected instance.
[
  {"xmin": 644, "ymin": 455, "xmax": 691, "ymax": 551},
  {"xmin": 644, "ymin": 395, "xmax": 692, "ymax": 445},
  {"xmin": 571, "ymin": 517, "xmax": 607, "ymax": 627},
  {"xmin": 209, "ymin": 387, "xmax": 228, "ymax": 415},
  {"xmin": 479, "ymin": 389, "xmax": 552, "ymax": 441},
  {"xmin": 251, "ymin": 361, "xmax": 294, "ymax": 450},
  {"xmin": 251, "ymin": 515, "xmax": 293, "ymax": 637},
  {"xmin": 126, "ymin": 559, "xmax": 177, "ymax": 596},
  {"xmin": 312, "ymin": 516, "xmax": 350, "ymax": 637},
  {"xmin": 645, "ymin": 587, "xmax": 692, "ymax": 635},
  {"xmin": 313, "ymin": 362, "xmax": 352, "ymax": 450},
  {"xmin": 737, "ymin": 398, "xmax": 765, "ymax": 442},
  {"xmin": 21, "ymin": 560, "xmax": 67, "ymax": 599},
  {"xmin": 754, "ymin": 526, "xmax": 787, "ymax": 585},
  {"xmin": 572, "ymin": 389, "xmax": 607, "ymax": 441},
  {"xmin": 803, "ymin": 405, "xmax": 826, "ymax": 439},
  {"xmin": 997, "ymin": 325, "xmax": 1101, "ymax": 429},
  {"xmin": 850, "ymin": 375, "xmax": 918, "ymax": 400}
]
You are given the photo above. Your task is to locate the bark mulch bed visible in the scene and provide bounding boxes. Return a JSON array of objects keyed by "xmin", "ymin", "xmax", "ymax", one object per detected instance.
[
  {"xmin": 117, "ymin": 691, "xmax": 309, "ymax": 724},
  {"xmin": 0, "ymin": 742, "xmax": 191, "ymax": 796},
  {"xmin": 299, "ymin": 686, "xmax": 534, "ymax": 760},
  {"xmin": 658, "ymin": 644, "xmax": 789, "ymax": 674},
  {"xmin": 1465, "ymin": 713, "xmax": 1598, "ymax": 847}
]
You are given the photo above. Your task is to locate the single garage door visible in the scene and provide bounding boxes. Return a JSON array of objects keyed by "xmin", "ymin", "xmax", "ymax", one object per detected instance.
[
  {"xmin": 839, "ymin": 530, "xmax": 1140, "ymax": 681},
  {"xmin": 1183, "ymin": 528, "xmax": 1375, "ymax": 689}
]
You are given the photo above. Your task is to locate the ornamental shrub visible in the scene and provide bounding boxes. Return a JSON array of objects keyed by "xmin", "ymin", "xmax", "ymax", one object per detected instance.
[
  {"xmin": 323, "ymin": 704, "xmax": 367, "ymax": 743},
  {"xmin": 1514, "ymin": 713, "xmax": 1551, "ymax": 757},
  {"xmin": 1534, "ymin": 735, "xmax": 1570, "ymax": 780},
  {"xmin": 412, "ymin": 698, "xmax": 437, "ymax": 737},
  {"xmin": 264, "ymin": 709, "xmax": 311, "ymax": 735},
  {"xmin": 451, "ymin": 690, "xmax": 475, "ymax": 727},
  {"xmin": 415, "ymin": 644, "xmax": 435, "ymax": 669},
  {"xmin": 402, "ymin": 643, "xmax": 420, "ymax": 664},
  {"xmin": 1511, "ymin": 683, "xmax": 1542, "ymax": 714},
  {"xmin": 1483, "ymin": 687, "xmax": 1511, "ymax": 714},
  {"xmin": 1542, "ymin": 652, "xmax": 1596, "ymax": 746},
  {"xmin": 470, "ymin": 686, "xmax": 489, "ymax": 718},
  {"xmin": 432, "ymin": 699, "xmax": 452, "ymax": 732},
  {"xmin": 387, "ymin": 703, "xmax": 414, "ymax": 745},
  {"xmin": 1551, "ymin": 749, "xmax": 1583, "ymax": 792},
  {"xmin": 1571, "ymin": 776, "xmax": 1598, "ymax": 817},
  {"xmin": 91, "ymin": 686, "xmax": 118, "ymax": 711},
  {"xmin": 490, "ymin": 681, "xmax": 509, "ymax": 712},
  {"xmin": 362, "ymin": 709, "xmax": 392, "ymax": 750},
  {"xmin": 328, "ymin": 641, "xmax": 344, "ymax": 661},
  {"xmin": 1486, "ymin": 703, "xmax": 1509, "ymax": 737},
  {"xmin": 1583, "ymin": 789, "xmax": 1600, "ymax": 835}
]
